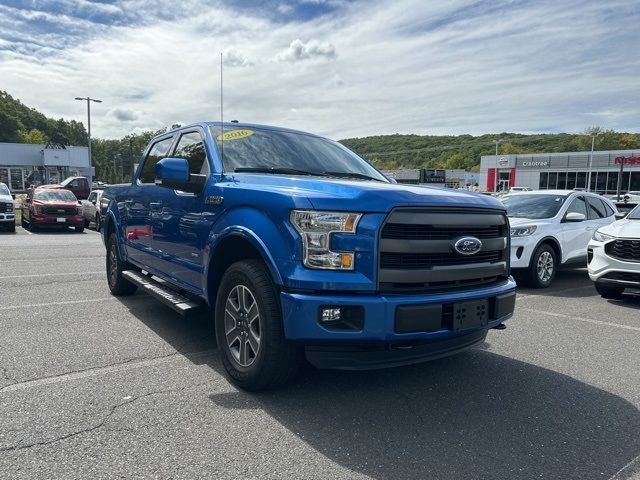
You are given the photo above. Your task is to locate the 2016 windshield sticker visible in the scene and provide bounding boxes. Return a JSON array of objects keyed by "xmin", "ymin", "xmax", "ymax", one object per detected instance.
[{"xmin": 217, "ymin": 129, "xmax": 254, "ymax": 141}]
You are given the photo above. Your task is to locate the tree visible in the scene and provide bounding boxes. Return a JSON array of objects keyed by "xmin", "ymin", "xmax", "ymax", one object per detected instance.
[{"xmin": 18, "ymin": 128, "xmax": 48, "ymax": 144}]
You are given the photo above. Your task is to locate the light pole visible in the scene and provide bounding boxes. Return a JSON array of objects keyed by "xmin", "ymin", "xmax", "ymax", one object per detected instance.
[
  {"xmin": 585, "ymin": 126, "xmax": 601, "ymax": 192},
  {"xmin": 493, "ymin": 139, "xmax": 502, "ymax": 156},
  {"xmin": 74, "ymin": 96, "xmax": 102, "ymax": 185}
]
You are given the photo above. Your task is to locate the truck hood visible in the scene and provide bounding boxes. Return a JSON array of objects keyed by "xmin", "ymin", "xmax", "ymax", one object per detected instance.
[
  {"xmin": 599, "ymin": 218, "xmax": 640, "ymax": 238},
  {"xmin": 230, "ymin": 173, "xmax": 504, "ymax": 212}
]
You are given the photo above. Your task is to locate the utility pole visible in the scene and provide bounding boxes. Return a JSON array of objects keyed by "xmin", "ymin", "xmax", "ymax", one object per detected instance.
[
  {"xmin": 585, "ymin": 126, "xmax": 601, "ymax": 192},
  {"xmin": 493, "ymin": 139, "xmax": 502, "ymax": 156},
  {"xmin": 74, "ymin": 96, "xmax": 102, "ymax": 185}
]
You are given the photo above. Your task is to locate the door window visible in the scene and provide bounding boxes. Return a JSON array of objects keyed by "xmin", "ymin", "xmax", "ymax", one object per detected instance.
[
  {"xmin": 173, "ymin": 131, "xmax": 210, "ymax": 175},
  {"xmin": 139, "ymin": 137, "xmax": 174, "ymax": 183},
  {"xmin": 586, "ymin": 197, "xmax": 608, "ymax": 219},
  {"xmin": 566, "ymin": 196, "xmax": 587, "ymax": 217}
]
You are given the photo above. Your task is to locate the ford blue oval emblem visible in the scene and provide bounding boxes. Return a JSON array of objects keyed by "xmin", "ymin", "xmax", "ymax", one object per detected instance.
[{"xmin": 453, "ymin": 236, "xmax": 482, "ymax": 256}]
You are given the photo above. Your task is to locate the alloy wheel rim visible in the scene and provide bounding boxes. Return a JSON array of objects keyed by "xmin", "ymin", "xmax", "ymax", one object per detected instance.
[
  {"xmin": 537, "ymin": 251, "xmax": 554, "ymax": 282},
  {"xmin": 224, "ymin": 285, "xmax": 261, "ymax": 367},
  {"xmin": 108, "ymin": 246, "xmax": 118, "ymax": 287}
]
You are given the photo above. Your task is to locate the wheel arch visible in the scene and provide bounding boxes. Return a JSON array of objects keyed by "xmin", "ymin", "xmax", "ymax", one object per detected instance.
[
  {"xmin": 530, "ymin": 236, "xmax": 563, "ymax": 267},
  {"xmin": 205, "ymin": 228, "xmax": 284, "ymax": 308}
]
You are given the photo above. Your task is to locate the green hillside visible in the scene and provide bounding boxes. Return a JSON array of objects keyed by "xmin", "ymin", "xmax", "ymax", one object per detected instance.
[
  {"xmin": 340, "ymin": 131, "xmax": 640, "ymax": 172},
  {"xmin": 2, "ymin": 90, "xmax": 640, "ymax": 182}
]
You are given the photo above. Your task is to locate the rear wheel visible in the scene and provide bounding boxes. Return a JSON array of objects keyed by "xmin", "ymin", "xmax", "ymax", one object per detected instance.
[
  {"xmin": 594, "ymin": 282, "xmax": 625, "ymax": 299},
  {"xmin": 215, "ymin": 259, "xmax": 301, "ymax": 391},
  {"xmin": 106, "ymin": 233, "xmax": 137, "ymax": 296},
  {"xmin": 8, "ymin": 222, "xmax": 15, "ymax": 233},
  {"xmin": 526, "ymin": 244, "xmax": 556, "ymax": 288}
]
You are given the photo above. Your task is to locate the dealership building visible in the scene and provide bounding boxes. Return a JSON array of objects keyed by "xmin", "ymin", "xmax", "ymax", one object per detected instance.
[
  {"xmin": 0, "ymin": 142, "xmax": 91, "ymax": 193},
  {"xmin": 479, "ymin": 149, "xmax": 640, "ymax": 193}
]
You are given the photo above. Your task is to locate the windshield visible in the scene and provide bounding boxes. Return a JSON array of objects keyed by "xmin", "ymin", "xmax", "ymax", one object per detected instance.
[
  {"xmin": 0, "ymin": 183, "xmax": 9, "ymax": 196},
  {"xmin": 34, "ymin": 190, "xmax": 77, "ymax": 202},
  {"xmin": 627, "ymin": 205, "xmax": 640, "ymax": 219},
  {"xmin": 501, "ymin": 194, "xmax": 567, "ymax": 219},
  {"xmin": 210, "ymin": 126, "xmax": 387, "ymax": 182}
]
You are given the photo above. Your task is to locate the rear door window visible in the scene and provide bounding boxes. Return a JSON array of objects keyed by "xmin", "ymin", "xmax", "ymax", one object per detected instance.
[
  {"xmin": 586, "ymin": 197, "xmax": 608, "ymax": 219},
  {"xmin": 172, "ymin": 131, "xmax": 210, "ymax": 175},
  {"xmin": 139, "ymin": 137, "xmax": 174, "ymax": 183}
]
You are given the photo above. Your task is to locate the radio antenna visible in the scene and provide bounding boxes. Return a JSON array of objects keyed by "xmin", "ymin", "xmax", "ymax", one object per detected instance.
[{"xmin": 220, "ymin": 51, "xmax": 224, "ymax": 164}]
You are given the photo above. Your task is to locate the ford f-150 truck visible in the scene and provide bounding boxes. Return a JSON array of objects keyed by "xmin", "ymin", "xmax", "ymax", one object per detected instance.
[{"xmin": 101, "ymin": 122, "xmax": 516, "ymax": 390}]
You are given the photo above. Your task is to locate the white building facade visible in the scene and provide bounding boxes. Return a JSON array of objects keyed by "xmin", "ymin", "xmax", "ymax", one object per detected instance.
[
  {"xmin": 479, "ymin": 150, "xmax": 640, "ymax": 193},
  {"xmin": 0, "ymin": 142, "xmax": 91, "ymax": 193}
]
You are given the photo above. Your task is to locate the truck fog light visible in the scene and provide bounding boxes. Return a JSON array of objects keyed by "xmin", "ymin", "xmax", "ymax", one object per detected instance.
[{"xmin": 321, "ymin": 308, "xmax": 341, "ymax": 323}]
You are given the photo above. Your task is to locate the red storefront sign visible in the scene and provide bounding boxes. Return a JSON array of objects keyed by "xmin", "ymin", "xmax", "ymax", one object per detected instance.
[{"xmin": 614, "ymin": 156, "xmax": 640, "ymax": 165}]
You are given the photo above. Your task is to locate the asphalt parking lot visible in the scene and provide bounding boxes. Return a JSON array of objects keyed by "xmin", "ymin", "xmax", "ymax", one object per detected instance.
[{"xmin": 0, "ymin": 227, "xmax": 639, "ymax": 480}]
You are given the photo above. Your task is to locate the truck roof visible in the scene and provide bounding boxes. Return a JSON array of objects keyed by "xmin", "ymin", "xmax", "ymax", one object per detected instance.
[{"xmin": 155, "ymin": 121, "xmax": 326, "ymax": 141}]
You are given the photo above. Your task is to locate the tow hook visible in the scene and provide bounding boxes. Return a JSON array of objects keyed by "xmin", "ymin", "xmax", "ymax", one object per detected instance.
[{"xmin": 493, "ymin": 323, "xmax": 507, "ymax": 330}]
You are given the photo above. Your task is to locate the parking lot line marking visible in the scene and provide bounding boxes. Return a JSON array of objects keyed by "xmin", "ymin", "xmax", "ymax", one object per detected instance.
[
  {"xmin": 0, "ymin": 297, "xmax": 115, "ymax": 311},
  {"xmin": 0, "ymin": 256, "xmax": 103, "ymax": 263},
  {"xmin": 0, "ymin": 271, "xmax": 102, "ymax": 279},
  {"xmin": 608, "ymin": 453, "xmax": 640, "ymax": 480},
  {"xmin": 516, "ymin": 285, "xmax": 594, "ymax": 300},
  {"xmin": 0, "ymin": 350, "xmax": 215, "ymax": 394},
  {"xmin": 520, "ymin": 307, "xmax": 640, "ymax": 332}
]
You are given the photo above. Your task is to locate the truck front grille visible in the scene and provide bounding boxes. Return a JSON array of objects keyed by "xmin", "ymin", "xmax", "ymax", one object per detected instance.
[
  {"xmin": 2, "ymin": 202, "xmax": 12, "ymax": 213},
  {"xmin": 378, "ymin": 208, "xmax": 510, "ymax": 293},
  {"xmin": 605, "ymin": 239, "xmax": 640, "ymax": 263},
  {"xmin": 43, "ymin": 207, "xmax": 76, "ymax": 215}
]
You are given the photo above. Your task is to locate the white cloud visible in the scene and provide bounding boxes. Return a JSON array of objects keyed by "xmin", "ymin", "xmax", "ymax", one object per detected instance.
[
  {"xmin": 276, "ymin": 38, "xmax": 336, "ymax": 62},
  {"xmin": 0, "ymin": 0, "xmax": 638, "ymax": 141}
]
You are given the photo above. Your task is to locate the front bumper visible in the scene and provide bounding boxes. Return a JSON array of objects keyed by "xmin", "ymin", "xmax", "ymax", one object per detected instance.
[
  {"xmin": 509, "ymin": 235, "xmax": 537, "ymax": 269},
  {"xmin": 280, "ymin": 277, "xmax": 516, "ymax": 345},
  {"xmin": 588, "ymin": 240, "xmax": 640, "ymax": 286},
  {"xmin": 31, "ymin": 214, "xmax": 85, "ymax": 226},
  {"xmin": 0, "ymin": 214, "xmax": 14, "ymax": 223}
]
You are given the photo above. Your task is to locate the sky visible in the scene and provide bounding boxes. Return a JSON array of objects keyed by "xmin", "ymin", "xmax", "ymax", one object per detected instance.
[{"xmin": 0, "ymin": 0, "xmax": 639, "ymax": 140}]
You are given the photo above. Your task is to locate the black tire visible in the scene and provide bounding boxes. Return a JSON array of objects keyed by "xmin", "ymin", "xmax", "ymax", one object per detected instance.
[
  {"xmin": 8, "ymin": 222, "xmax": 15, "ymax": 233},
  {"xmin": 595, "ymin": 282, "xmax": 625, "ymax": 299},
  {"xmin": 526, "ymin": 244, "xmax": 556, "ymax": 288},
  {"xmin": 106, "ymin": 233, "xmax": 137, "ymax": 296},
  {"xmin": 215, "ymin": 259, "xmax": 301, "ymax": 391},
  {"xmin": 84, "ymin": 218, "xmax": 90, "ymax": 228},
  {"xmin": 28, "ymin": 219, "xmax": 37, "ymax": 232},
  {"xmin": 20, "ymin": 216, "xmax": 26, "ymax": 229},
  {"xmin": 75, "ymin": 226, "xmax": 84, "ymax": 233},
  {"xmin": 95, "ymin": 213, "xmax": 101, "ymax": 232}
]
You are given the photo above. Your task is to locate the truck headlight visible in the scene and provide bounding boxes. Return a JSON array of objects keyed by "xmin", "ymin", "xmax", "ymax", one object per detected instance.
[
  {"xmin": 592, "ymin": 229, "xmax": 614, "ymax": 242},
  {"xmin": 510, "ymin": 225, "xmax": 537, "ymax": 237},
  {"xmin": 290, "ymin": 210, "xmax": 362, "ymax": 270}
]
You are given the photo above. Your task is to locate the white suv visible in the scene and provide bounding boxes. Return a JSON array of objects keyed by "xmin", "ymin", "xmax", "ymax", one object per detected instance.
[
  {"xmin": 588, "ymin": 205, "xmax": 640, "ymax": 299},
  {"xmin": 502, "ymin": 190, "xmax": 617, "ymax": 288},
  {"xmin": 0, "ymin": 182, "xmax": 15, "ymax": 233}
]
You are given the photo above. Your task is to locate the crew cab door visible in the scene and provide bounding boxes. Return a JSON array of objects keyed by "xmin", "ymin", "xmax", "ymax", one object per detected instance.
[
  {"xmin": 124, "ymin": 135, "xmax": 174, "ymax": 268},
  {"xmin": 151, "ymin": 130, "xmax": 212, "ymax": 291}
]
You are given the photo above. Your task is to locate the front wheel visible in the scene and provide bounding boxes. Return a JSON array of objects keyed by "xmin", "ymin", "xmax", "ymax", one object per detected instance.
[
  {"xmin": 215, "ymin": 259, "xmax": 301, "ymax": 391},
  {"xmin": 594, "ymin": 282, "xmax": 625, "ymax": 299},
  {"xmin": 95, "ymin": 213, "xmax": 101, "ymax": 232},
  {"xmin": 526, "ymin": 244, "xmax": 556, "ymax": 288},
  {"xmin": 106, "ymin": 233, "xmax": 137, "ymax": 296},
  {"xmin": 75, "ymin": 226, "xmax": 84, "ymax": 233}
]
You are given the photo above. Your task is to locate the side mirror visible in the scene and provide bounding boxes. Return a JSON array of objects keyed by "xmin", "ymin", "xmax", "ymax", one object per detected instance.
[
  {"xmin": 155, "ymin": 157, "xmax": 206, "ymax": 194},
  {"xmin": 565, "ymin": 212, "xmax": 586, "ymax": 222},
  {"xmin": 614, "ymin": 212, "xmax": 628, "ymax": 220}
]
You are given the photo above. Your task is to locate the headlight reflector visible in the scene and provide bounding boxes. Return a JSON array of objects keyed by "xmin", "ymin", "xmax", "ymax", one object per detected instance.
[
  {"xmin": 510, "ymin": 225, "xmax": 537, "ymax": 237},
  {"xmin": 290, "ymin": 210, "xmax": 361, "ymax": 270},
  {"xmin": 592, "ymin": 229, "xmax": 615, "ymax": 242}
]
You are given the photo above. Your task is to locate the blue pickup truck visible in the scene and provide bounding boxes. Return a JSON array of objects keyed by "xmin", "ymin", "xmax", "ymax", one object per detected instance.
[{"xmin": 101, "ymin": 122, "xmax": 516, "ymax": 390}]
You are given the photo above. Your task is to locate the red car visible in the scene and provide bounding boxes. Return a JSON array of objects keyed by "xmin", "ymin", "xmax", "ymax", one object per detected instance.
[
  {"xmin": 37, "ymin": 176, "xmax": 90, "ymax": 200},
  {"xmin": 21, "ymin": 188, "xmax": 85, "ymax": 232}
]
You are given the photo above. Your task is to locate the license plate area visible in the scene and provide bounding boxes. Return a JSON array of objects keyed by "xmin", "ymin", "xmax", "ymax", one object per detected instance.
[
  {"xmin": 56, "ymin": 217, "xmax": 66, "ymax": 223},
  {"xmin": 453, "ymin": 299, "xmax": 488, "ymax": 331}
]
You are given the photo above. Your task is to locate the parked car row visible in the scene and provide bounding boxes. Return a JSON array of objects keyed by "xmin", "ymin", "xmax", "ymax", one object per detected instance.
[{"xmin": 500, "ymin": 190, "xmax": 639, "ymax": 299}]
